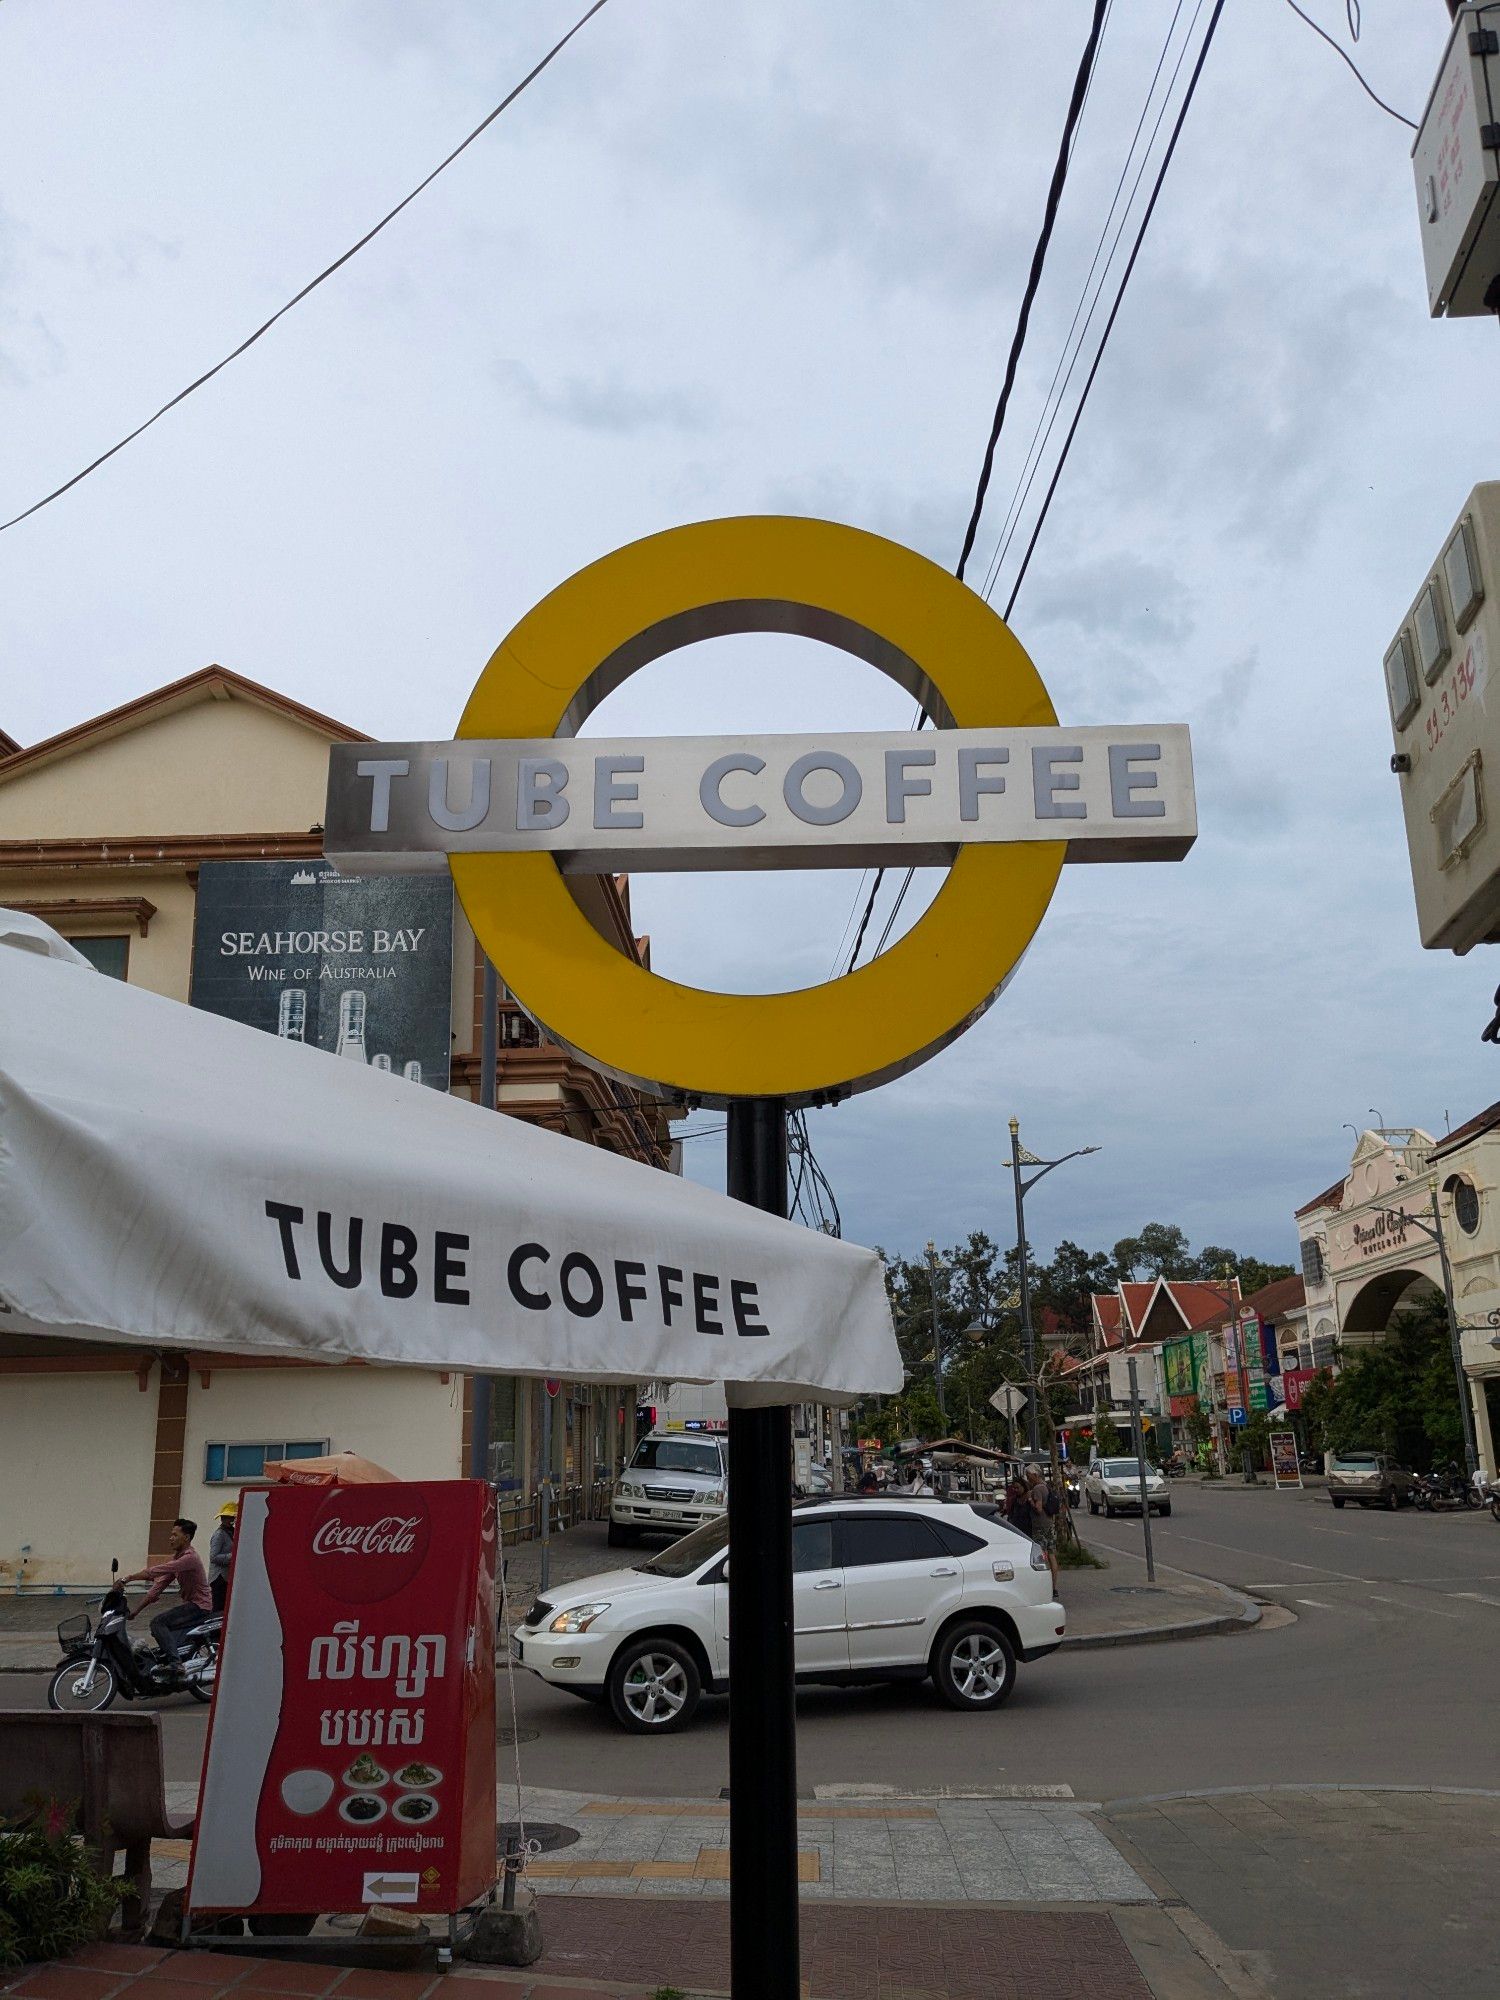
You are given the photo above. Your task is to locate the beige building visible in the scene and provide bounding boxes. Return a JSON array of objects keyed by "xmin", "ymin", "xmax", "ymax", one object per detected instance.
[
  {"xmin": 0, "ymin": 666, "xmax": 671, "ymax": 1587},
  {"xmin": 1293, "ymin": 1119, "xmax": 1500, "ymax": 1479}
]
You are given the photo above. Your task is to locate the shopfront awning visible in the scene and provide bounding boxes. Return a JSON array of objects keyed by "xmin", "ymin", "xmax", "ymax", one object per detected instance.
[{"xmin": 0, "ymin": 912, "xmax": 901, "ymax": 1404}]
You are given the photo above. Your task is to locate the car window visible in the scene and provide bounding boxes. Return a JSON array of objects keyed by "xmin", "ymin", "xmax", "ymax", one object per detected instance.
[
  {"xmin": 929, "ymin": 1521, "xmax": 986, "ymax": 1557},
  {"xmin": 629, "ymin": 1438, "xmax": 722, "ymax": 1476},
  {"xmin": 792, "ymin": 1521, "xmax": 835, "ymax": 1572},
  {"xmin": 839, "ymin": 1515, "xmax": 945, "ymax": 1567}
]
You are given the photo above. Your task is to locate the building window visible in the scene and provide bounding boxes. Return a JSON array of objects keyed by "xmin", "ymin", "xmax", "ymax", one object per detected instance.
[
  {"xmin": 1300, "ymin": 1237, "xmax": 1324, "ymax": 1288},
  {"xmin": 1452, "ymin": 1178, "xmax": 1481, "ymax": 1236},
  {"xmin": 71, "ymin": 934, "xmax": 130, "ymax": 979},
  {"xmin": 203, "ymin": 1439, "xmax": 328, "ymax": 1482}
]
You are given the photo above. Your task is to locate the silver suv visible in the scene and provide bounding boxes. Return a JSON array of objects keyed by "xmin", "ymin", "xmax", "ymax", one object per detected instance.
[
  {"xmin": 609, "ymin": 1430, "xmax": 728, "ymax": 1546},
  {"xmin": 1327, "ymin": 1451, "xmax": 1415, "ymax": 1509}
]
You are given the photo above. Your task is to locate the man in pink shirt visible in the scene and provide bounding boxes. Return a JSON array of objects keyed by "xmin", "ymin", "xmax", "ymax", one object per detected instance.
[{"xmin": 125, "ymin": 1518, "xmax": 212, "ymax": 1668}]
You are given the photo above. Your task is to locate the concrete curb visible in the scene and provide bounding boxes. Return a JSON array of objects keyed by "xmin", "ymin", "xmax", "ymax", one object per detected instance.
[
  {"xmin": 1101, "ymin": 1781, "xmax": 1500, "ymax": 1809},
  {"xmin": 1060, "ymin": 1573, "xmax": 1261, "ymax": 1651}
]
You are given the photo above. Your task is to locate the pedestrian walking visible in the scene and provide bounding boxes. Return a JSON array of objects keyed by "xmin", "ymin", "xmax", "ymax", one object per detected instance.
[
  {"xmin": 208, "ymin": 1500, "xmax": 236, "ymax": 1612},
  {"xmin": 1025, "ymin": 1464, "xmax": 1061, "ymax": 1593}
]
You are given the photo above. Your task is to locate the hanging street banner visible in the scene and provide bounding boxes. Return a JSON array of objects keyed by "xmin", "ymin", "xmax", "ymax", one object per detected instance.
[
  {"xmin": 322, "ymin": 517, "xmax": 1198, "ymax": 1107},
  {"xmin": 190, "ymin": 861, "xmax": 453, "ymax": 1092}
]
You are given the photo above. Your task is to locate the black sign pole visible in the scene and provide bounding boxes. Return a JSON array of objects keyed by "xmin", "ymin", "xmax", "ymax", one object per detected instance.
[{"xmin": 725, "ymin": 1097, "xmax": 798, "ymax": 2000}]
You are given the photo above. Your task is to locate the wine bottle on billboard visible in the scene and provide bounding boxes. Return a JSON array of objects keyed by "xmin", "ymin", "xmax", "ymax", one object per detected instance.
[
  {"xmin": 276, "ymin": 989, "xmax": 306, "ymax": 1042},
  {"xmin": 335, "ymin": 990, "xmax": 368, "ymax": 1062}
]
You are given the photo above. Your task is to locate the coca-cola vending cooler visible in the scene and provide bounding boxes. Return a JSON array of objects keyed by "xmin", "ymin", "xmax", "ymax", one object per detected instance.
[{"xmin": 187, "ymin": 1480, "xmax": 496, "ymax": 1928}]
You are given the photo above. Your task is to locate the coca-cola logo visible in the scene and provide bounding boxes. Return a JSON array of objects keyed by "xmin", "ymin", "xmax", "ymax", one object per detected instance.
[{"xmin": 309, "ymin": 1486, "xmax": 431, "ymax": 1603}]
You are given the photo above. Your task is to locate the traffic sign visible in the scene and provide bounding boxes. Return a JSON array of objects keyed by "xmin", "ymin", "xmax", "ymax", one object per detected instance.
[
  {"xmin": 1227, "ymin": 1406, "xmax": 1247, "ymax": 1426},
  {"xmin": 989, "ymin": 1382, "xmax": 1028, "ymax": 1421}
]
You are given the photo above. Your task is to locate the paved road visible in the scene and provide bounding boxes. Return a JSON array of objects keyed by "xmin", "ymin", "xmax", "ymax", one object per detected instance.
[{"xmin": 12, "ymin": 1483, "xmax": 1499, "ymax": 1803}]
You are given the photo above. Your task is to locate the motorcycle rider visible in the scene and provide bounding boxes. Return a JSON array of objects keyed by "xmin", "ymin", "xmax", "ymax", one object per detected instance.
[
  {"xmin": 208, "ymin": 1501, "xmax": 236, "ymax": 1613},
  {"xmin": 124, "ymin": 1518, "xmax": 212, "ymax": 1672}
]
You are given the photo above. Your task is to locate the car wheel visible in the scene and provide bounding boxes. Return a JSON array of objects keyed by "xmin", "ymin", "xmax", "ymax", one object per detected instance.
[
  {"xmin": 607, "ymin": 1520, "xmax": 639, "ymax": 1549},
  {"xmin": 1331, "ymin": 1497, "xmax": 1344, "ymax": 1508},
  {"xmin": 1087, "ymin": 1495, "xmax": 1099, "ymax": 1515},
  {"xmin": 607, "ymin": 1637, "xmax": 701, "ymax": 1734},
  {"xmin": 1160, "ymin": 1502, "xmax": 1172, "ymax": 1517},
  {"xmin": 1104, "ymin": 1502, "xmax": 1115, "ymax": 1519},
  {"xmin": 932, "ymin": 1620, "xmax": 1016, "ymax": 1712}
]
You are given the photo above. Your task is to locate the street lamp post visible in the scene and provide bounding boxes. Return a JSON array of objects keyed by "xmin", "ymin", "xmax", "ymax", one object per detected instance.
[
  {"xmin": 925, "ymin": 1240, "xmax": 947, "ymax": 1428},
  {"xmin": 1008, "ymin": 1119, "xmax": 1099, "ymax": 1455},
  {"xmin": 1381, "ymin": 1195, "xmax": 1480, "ymax": 1476}
]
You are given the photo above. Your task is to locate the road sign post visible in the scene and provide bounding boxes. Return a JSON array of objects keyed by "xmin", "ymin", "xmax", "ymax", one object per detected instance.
[
  {"xmin": 1126, "ymin": 1354, "xmax": 1156, "ymax": 1584},
  {"xmin": 324, "ymin": 516, "xmax": 1197, "ymax": 1997}
]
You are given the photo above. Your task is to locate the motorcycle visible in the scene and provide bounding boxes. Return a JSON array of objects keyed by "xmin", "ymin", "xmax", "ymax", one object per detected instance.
[
  {"xmin": 1414, "ymin": 1464, "xmax": 1480, "ymax": 1511},
  {"xmin": 47, "ymin": 1560, "xmax": 221, "ymax": 1712}
]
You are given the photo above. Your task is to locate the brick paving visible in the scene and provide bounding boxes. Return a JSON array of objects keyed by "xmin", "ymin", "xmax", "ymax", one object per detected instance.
[
  {"xmin": 534, "ymin": 1895, "xmax": 1153, "ymax": 1998},
  {"xmin": 0, "ymin": 1902, "xmax": 1156, "ymax": 2000}
]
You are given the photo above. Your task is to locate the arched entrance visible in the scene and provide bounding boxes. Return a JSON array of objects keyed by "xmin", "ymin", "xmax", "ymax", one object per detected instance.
[{"xmin": 1340, "ymin": 1267, "xmax": 1445, "ymax": 1338}]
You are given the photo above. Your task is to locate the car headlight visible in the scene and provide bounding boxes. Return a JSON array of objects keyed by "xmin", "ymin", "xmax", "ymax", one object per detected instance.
[
  {"xmin": 548, "ymin": 1601, "xmax": 612, "ymax": 1633},
  {"xmin": 620, "ymin": 1481, "xmax": 642, "ymax": 1498},
  {"xmin": 705, "ymin": 1486, "xmax": 726, "ymax": 1504},
  {"xmin": 1029, "ymin": 1544, "xmax": 1049, "ymax": 1571}
]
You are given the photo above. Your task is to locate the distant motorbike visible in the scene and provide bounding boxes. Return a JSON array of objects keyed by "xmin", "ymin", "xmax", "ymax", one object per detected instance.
[
  {"xmin": 47, "ymin": 1560, "xmax": 221, "ymax": 1712},
  {"xmin": 1414, "ymin": 1464, "xmax": 1480, "ymax": 1512}
]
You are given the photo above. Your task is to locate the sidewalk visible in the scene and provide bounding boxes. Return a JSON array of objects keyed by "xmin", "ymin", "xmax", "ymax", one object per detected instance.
[
  {"xmin": 1100, "ymin": 1785, "xmax": 1500, "ymax": 2000},
  {"xmin": 42, "ymin": 1783, "xmax": 1259, "ymax": 1995}
]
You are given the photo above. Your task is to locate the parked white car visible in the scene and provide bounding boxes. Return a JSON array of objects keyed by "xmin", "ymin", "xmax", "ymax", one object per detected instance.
[
  {"xmin": 608, "ymin": 1429, "xmax": 728, "ymax": 1546},
  {"xmin": 515, "ymin": 1498, "xmax": 1067, "ymax": 1732},
  {"xmin": 1083, "ymin": 1456, "xmax": 1171, "ymax": 1518}
]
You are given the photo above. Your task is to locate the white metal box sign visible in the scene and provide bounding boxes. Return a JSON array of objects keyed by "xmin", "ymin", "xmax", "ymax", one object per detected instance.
[
  {"xmin": 1412, "ymin": 5, "xmax": 1500, "ymax": 318},
  {"xmin": 1385, "ymin": 482, "xmax": 1500, "ymax": 952}
]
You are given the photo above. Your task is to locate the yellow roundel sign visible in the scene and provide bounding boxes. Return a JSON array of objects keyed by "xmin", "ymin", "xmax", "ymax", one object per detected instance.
[{"xmin": 450, "ymin": 516, "xmax": 1065, "ymax": 1107}]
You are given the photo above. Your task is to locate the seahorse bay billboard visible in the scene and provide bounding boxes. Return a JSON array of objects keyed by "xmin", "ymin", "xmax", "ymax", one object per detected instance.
[{"xmin": 190, "ymin": 860, "xmax": 453, "ymax": 1091}]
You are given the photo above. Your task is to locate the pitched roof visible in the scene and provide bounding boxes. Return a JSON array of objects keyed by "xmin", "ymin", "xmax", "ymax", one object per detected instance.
[
  {"xmin": 1119, "ymin": 1282, "xmax": 1155, "ymax": 1336},
  {"xmin": 1242, "ymin": 1273, "xmax": 1306, "ymax": 1320},
  {"xmin": 1295, "ymin": 1176, "xmax": 1347, "ymax": 1218},
  {"xmin": 1163, "ymin": 1280, "xmax": 1239, "ymax": 1329},
  {"xmin": 0, "ymin": 664, "xmax": 367, "ymax": 786},
  {"xmin": 1091, "ymin": 1294, "xmax": 1122, "ymax": 1346},
  {"xmin": 1428, "ymin": 1100, "xmax": 1500, "ymax": 1163},
  {"xmin": 0, "ymin": 727, "xmax": 18, "ymax": 758}
]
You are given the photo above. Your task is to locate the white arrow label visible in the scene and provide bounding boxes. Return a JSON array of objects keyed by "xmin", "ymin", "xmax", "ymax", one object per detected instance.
[{"xmin": 363, "ymin": 1871, "xmax": 419, "ymax": 1903}]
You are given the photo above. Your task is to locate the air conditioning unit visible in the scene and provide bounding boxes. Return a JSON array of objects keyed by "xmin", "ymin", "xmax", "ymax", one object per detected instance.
[
  {"xmin": 1413, "ymin": 3, "xmax": 1500, "ymax": 317},
  {"xmin": 1384, "ymin": 484, "xmax": 1500, "ymax": 951}
]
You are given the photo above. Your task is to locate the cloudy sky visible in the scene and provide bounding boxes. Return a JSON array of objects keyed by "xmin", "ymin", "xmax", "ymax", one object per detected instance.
[{"xmin": 3, "ymin": 0, "xmax": 1495, "ymax": 1269}]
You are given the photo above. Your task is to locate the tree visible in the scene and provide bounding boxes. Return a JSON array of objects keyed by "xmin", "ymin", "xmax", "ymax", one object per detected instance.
[
  {"xmin": 1033, "ymin": 1239, "xmax": 1117, "ymax": 1344},
  {"xmin": 1302, "ymin": 1300, "xmax": 1462, "ymax": 1470},
  {"xmin": 1195, "ymin": 1246, "xmax": 1296, "ymax": 1297},
  {"xmin": 1093, "ymin": 1409, "xmax": 1123, "ymax": 1456},
  {"xmin": 1112, "ymin": 1223, "xmax": 1193, "ymax": 1281}
]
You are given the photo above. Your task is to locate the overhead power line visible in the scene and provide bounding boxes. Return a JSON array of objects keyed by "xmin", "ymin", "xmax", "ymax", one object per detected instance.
[
  {"xmin": 843, "ymin": 0, "xmax": 1230, "ymax": 972},
  {"xmin": 978, "ymin": 0, "xmax": 1194, "ymax": 607},
  {"xmin": 954, "ymin": 0, "xmax": 1112, "ymax": 582},
  {"xmin": 840, "ymin": 2, "xmax": 1114, "ymax": 976},
  {"xmin": 1279, "ymin": 0, "xmax": 1417, "ymax": 130},
  {"xmin": 1001, "ymin": 0, "xmax": 1231, "ymax": 622},
  {"xmin": 0, "ymin": 0, "xmax": 614, "ymax": 536}
]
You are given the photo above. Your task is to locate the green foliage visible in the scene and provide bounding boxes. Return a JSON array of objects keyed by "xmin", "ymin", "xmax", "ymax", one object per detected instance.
[
  {"xmin": 0, "ymin": 1808, "xmax": 123, "ymax": 1968},
  {"xmin": 1092, "ymin": 1410, "xmax": 1123, "ymax": 1456},
  {"xmin": 1302, "ymin": 1301, "xmax": 1463, "ymax": 1470},
  {"xmin": 1059, "ymin": 1537, "xmax": 1106, "ymax": 1570}
]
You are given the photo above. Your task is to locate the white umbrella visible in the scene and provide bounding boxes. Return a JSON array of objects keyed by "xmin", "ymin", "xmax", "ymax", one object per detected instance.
[{"xmin": 0, "ymin": 912, "xmax": 900, "ymax": 1403}]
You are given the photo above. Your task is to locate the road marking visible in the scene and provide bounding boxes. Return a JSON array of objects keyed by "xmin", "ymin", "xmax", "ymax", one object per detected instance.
[
  {"xmin": 1294, "ymin": 1598, "xmax": 1334, "ymax": 1608},
  {"xmin": 1449, "ymin": 1592, "xmax": 1500, "ymax": 1607},
  {"xmin": 1130, "ymin": 1526, "xmax": 1366, "ymax": 1583}
]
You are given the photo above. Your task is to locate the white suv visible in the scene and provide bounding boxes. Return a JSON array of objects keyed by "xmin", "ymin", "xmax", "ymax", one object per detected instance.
[
  {"xmin": 1083, "ymin": 1456, "xmax": 1171, "ymax": 1518},
  {"xmin": 608, "ymin": 1430, "xmax": 728, "ymax": 1547},
  {"xmin": 514, "ymin": 1499, "xmax": 1066, "ymax": 1733}
]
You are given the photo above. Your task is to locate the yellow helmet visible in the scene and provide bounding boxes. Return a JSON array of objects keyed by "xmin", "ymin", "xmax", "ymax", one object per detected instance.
[{"xmin": 218, "ymin": 1500, "xmax": 238, "ymax": 1520}]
